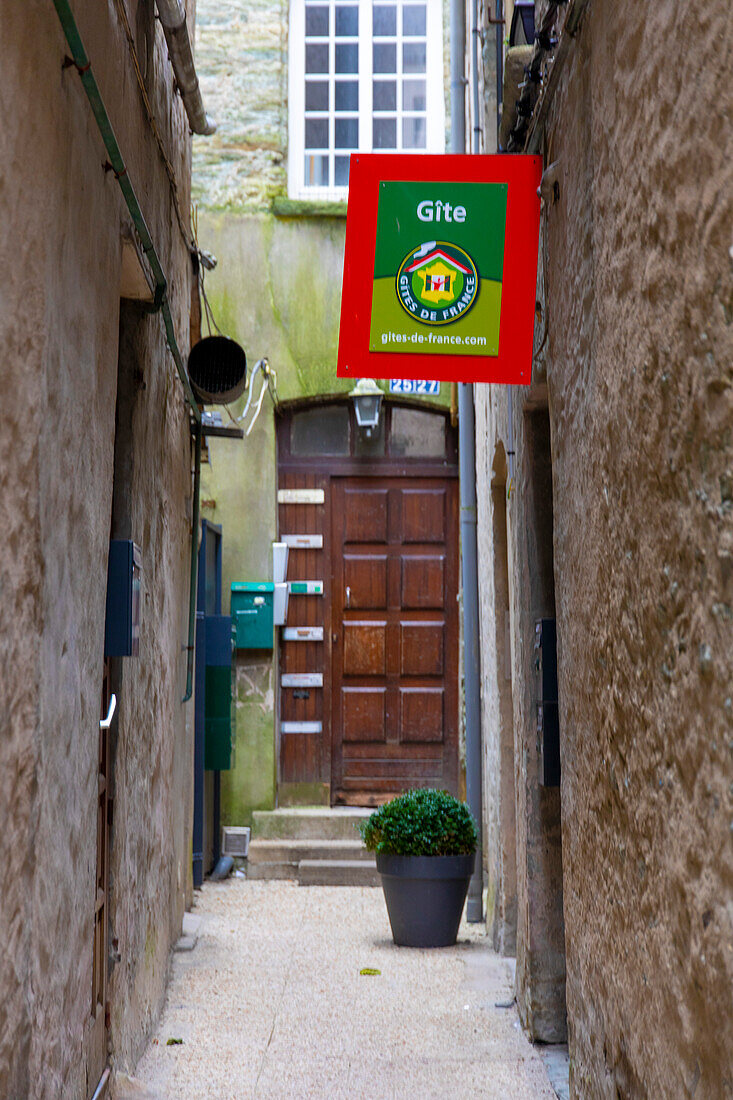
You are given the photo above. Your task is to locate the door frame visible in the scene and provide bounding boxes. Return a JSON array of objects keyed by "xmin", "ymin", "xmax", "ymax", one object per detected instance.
[{"xmin": 276, "ymin": 398, "xmax": 459, "ymax": 806}]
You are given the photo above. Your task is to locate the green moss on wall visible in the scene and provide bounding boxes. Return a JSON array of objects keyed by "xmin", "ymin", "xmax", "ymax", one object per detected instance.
[{"xmin": 221, "ymin": 658, "xmax": 276, "ymax": 825}]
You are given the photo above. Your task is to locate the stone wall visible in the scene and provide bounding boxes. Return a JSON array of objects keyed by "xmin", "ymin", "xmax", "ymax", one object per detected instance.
[
  {"xmin": 0, "ymin": 2, "xmax": 195, "ymax": 1093},
  {"xmin": 475, "ymin": 0, "xmax": 733, "ymax": 1094}
]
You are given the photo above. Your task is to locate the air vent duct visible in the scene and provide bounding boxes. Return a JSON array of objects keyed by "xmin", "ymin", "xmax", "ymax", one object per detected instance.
[
  {"xmin": 221, "ymin": 826, "xmax": 251, "ymax": 858},
  {"xmin": 188, "ymin": 336, "xmax": 247, "ymax": 405}
]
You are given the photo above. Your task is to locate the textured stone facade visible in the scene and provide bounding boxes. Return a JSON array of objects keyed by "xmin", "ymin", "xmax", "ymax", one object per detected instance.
[
  {"xmin": 476, "ymin": 0, "xmax": 733, "ymax": 1094},
  {"xmin": 0, "ymin": 2, "xmax": 196, "ymax": 1094}
]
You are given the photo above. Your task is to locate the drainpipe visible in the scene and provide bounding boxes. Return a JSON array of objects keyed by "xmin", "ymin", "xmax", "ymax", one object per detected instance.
[
  {"xmin": 156, "ymin": 1, "xmax": 216, "ymax": 136},
  {"xmin": 470, "ymin": 0, "xmax": 481, "ymax": 154},
  {"xmin": 183, "ymin": 420, "xmax": 202, "ymax": 702},
  {"xmin": 451, "ymin": 0, "xmax": 483, "ymax": 923},
  {"xmin": 450, "ymin": 0, "xmax": 466, "ymax": 152}
]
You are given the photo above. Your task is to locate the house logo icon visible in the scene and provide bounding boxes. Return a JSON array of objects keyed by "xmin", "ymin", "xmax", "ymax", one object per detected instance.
[{"xmin": 396, "ymin": 241, "xmax": 479, "ymax": 326}]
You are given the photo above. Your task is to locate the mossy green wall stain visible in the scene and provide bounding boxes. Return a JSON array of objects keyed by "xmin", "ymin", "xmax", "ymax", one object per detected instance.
[
  {"xmin": 221, "ymin": 659, "xmax": 277, "ymax": 825},
  {"xmin": 198, "ymin": 211, "xmax": 452, "ymax": 819}
]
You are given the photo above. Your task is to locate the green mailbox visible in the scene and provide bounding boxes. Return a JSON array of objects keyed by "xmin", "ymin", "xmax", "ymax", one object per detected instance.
[{"xmin": 231, "ymin": 582, "xmax": 274, "ymax": 649}]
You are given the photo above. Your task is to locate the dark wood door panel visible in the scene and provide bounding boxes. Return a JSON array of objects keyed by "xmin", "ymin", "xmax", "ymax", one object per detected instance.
[
  {"xmin": 400, "ymin": 621, "xmax": 445, "ymax": 676},
  {"xmin": 342, "ymin": 687, "xmax": 386, "ymax": 741},
  {"xmin": 344, "ymin": 554, "xmax": 388, "ymax": 608},
  {"xmin": 344, "ymin": 489, "xmax": 388, "ymax": 542},
  {"xmin": 343, "ymin": 621, "xmax": 387, "ymax": 676},
  {"xmin": 401, "ymin": 554, "xmax": 445, "ymax": 608},
  {"xmin": 400, "ymin": 687, "xmax": 444, "ymax": 742},
  {"xmin": 401, "ymin": 489, "xmax": 446, "ymax": 543}
]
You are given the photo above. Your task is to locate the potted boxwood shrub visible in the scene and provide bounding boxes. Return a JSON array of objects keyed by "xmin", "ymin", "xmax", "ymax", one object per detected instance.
[{"xmin": 360, "ymin": 788, "xmax": 478, "ymax": 948}]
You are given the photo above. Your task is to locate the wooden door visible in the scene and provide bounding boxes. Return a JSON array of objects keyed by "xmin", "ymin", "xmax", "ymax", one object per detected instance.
[{"xmin": 331, "ymin": 477, "xmax": 459, "ymax": 804}]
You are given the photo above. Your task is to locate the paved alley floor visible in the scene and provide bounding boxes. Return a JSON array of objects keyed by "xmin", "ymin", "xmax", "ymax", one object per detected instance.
[{"xmin": 131, "ymin": 880, "xmax": 558, "ymax": 1100}]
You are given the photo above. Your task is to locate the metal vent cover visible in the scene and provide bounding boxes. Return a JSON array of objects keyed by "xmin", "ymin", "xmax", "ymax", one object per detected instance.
[
  {"xmin": 221, "ymin": 826, "xmax": 251, "ymax": 858},
  {"xmin": 188, "ymin": 335, "xmax": 247, "ymax": 405}
]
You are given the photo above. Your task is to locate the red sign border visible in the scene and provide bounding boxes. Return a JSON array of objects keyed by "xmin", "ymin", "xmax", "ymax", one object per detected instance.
[{"xmin": 337, "ymin": 153, "xmax": 543, "ymax": 385}]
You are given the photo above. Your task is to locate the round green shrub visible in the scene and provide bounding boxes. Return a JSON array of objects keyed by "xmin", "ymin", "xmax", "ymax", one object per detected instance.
[{"xmin": 360, "ymin": 788, "xmax": 478, "ymax": 857}]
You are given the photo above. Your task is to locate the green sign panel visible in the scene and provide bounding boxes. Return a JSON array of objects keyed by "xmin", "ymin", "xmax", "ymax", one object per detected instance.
[{"xmin": 369, "ymin": 181, "xmax": 508, "ymax": 357}]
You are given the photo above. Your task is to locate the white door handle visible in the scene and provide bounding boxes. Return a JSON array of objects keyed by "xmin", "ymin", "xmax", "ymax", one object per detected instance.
[
  {"xmin": 100, "ymin": 694, "xmax": 117, "ymax": 729},
  {"xmin": 346, "ymin": 586, "xmax": 351, "ymax": 608}
]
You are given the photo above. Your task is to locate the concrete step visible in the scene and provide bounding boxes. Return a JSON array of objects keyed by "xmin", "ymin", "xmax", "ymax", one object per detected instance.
[
  {"xmin": 246, "ymin": 861, "xmax": 298, "ymax": 881},
  {"xmin": 248, "ymin": 839, "xmax": 374, "ymax": 864},
  {"xmin": 297, "ymin": 859, "xmax": 380, "ymax": 887},
  {"xmin": 252, "ymin": 807, "xmax": 371, "ymax": 842}
]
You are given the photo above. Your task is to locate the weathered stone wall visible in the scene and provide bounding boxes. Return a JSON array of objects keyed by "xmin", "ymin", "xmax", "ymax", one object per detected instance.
[
  {"xmin": 476, "ymin": 0, "xmax": 733, "ymax": 1094},
  {"xmin": 0, "ymin": 2, "xmax": 195, "ymax": 1094}
]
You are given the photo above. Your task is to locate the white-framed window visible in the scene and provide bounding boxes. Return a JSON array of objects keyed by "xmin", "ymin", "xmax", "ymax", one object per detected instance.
[{"xmin": 288, "ymin": 0, "xmax": 445, "ymax": 201}]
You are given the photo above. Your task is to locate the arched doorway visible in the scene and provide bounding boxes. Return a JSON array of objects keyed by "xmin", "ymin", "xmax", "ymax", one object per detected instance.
[{"xmin": 276, "ymin": 398, "xmax": 460, "ymax": 806}]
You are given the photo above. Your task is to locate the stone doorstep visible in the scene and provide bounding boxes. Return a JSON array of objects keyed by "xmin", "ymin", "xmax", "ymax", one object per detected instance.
[
  {"xmin": 247, "ymin": 839, "xmax": 374, "ymax": 864},
  {"xmin": 174, "ymin": 911, "xmax": 203, "ymax": 952},
  {"xmin": 251, "ymin": 806, "xmax": 372, "ymax": 842},
  {"xmin": 297, "ymin": 859, "xmax": 381, "ymax": 887}
]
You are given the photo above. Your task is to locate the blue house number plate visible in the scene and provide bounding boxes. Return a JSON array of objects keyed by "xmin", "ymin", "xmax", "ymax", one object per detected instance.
[{"xmin": 389, "ymin": 380, "xmax": 440, "ymax": 395}]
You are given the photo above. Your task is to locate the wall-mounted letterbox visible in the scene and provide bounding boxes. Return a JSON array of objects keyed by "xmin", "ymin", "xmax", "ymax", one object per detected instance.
[
  {"xmin": 534, "ymin": 618, "xmax": 560, "ymax": 787},
  {"xmin": 231, "ymin": 582, "xmax": 274, "ymax": 649},
  {"xmin": 204, "ymin": 615, "xmax": 235, "ymax": 770},
  {"xmin": 104, "ymin": 540, "xmax": 142, "ymax": 657}
]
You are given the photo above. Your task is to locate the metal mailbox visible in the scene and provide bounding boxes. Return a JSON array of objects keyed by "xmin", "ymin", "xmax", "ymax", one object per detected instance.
[
  {"xmin": 231, "ymin": 582, "xmax": 274, "ymax": 649},
  {"xmin": 104, "ymin": 540, "xmax": 142, "ymax": 657}
]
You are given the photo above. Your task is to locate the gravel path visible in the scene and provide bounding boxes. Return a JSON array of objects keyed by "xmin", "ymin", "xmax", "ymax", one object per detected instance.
[{"xmin": 130, "ymin": 880, "xmax": 557, "ymax": 1100}]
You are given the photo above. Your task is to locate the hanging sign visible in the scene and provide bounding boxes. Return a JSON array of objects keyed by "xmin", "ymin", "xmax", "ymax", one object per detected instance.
[{"xmin": 337, "ymin": 154, "xmax": 542, "ymax": 385}]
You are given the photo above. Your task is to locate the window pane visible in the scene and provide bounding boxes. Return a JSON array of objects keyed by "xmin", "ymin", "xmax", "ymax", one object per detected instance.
[
  {"xmin": 335, "ymin": 5, "xmax": 358, "ymax": 36},
  {"xmin": 305, "ymin": 5, "xmax": 329, "ymax": 36},
  {"xmin": 291, "ymin": 407, "xmax": 350, "ymax": 455},
  {"xmin": 402, "ymin": 115, "xmax": 426, "ymax": 148},
  {"xmin": 354, "ymin": 411, "xmax": 385, "ymax": 456},
  {"xmin": 335, "ymin": 81, "xmax": 359, "ymax": 110},
  {"xmin": 306, "ymin": 81, "xmax": 329, "ymax": 110},
  {"xmin": 403, "ymin": 42, "xmax": 426, "ymax": 73},
  {"xmin": 373, "ymin": 117, "xmax": 397, "ymax": 149},
  {"xmin": 373, "ymin": 42, "xmax": 397, "ymax": 73},
  {"xmin": 373, "ymin": 80, "xmax": 397, "ymax": 110},
  {"xmin": 335, "ymin": 117, "xmax": 358, "ymax": 148},
  {"xmin": 305, "ymin": 117, "xmax": 329, "ymax": 148},
  {"xmin": 402, "ymin": 5, "xmax": 426, "ymax": 36},
  {"xmin": 373, "ymin": 4, "xmax": 397, "ymax": 35},
  {"xmin": 305, "ymin": 43, "xmax": 329, "ymax": 73},
  {"xmin": 335, "ymin": 42, "xmax": 358, "ymax": 73},
  {"xmin": 304, "ymin": 154, "xmax": 329, "ymax": 186},
  {"xmin": 402, "ymin": 79, "xmax": 426, "ymax": 111},
  {"xmin": 334, "ymin": 156, "xmax": 351, "ymax": 186},
  {"xmin": 391, "ymin": 408, "xmax": 445, "ymax": 457}
]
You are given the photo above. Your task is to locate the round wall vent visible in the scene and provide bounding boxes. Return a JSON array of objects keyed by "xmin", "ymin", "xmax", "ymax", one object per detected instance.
[{"xmin": 187, "ymin": 336, "xmax": 247, "ymax": 405}]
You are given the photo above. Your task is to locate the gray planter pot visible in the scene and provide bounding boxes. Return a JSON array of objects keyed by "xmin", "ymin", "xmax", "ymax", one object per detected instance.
[{"xmin": 376, "ymin": 852, "xmax": 475, "ymax": 947}]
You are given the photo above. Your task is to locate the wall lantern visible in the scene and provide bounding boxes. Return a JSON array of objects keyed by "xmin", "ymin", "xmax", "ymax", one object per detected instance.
[{"xmin": 349, "ymin": 378, "xmax": 383, "ymax": 437}]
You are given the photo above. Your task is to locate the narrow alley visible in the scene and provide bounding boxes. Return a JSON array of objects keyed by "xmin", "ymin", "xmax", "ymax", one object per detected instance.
[{"xmin": 127, "ymin": 880, "xmax": 562, "ymax": 1100}]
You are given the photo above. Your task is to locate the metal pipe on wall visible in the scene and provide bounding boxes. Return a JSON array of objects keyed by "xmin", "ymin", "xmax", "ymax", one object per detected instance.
[
  {"xmin": 183, "ymin": 421, "xmax": 203, "ymax": 702},
  {"xmin": 471, "ymin": 0, "xmax": 481, "ymax": 154},
  {"xmin": 451, "ymin": 0, "xmax": 483, "ymax": 923},
  {"xmin": 450, "ymin": 0, "xmax": 466, "ymax": 154},
  {"xmin": 458, "ymin": 382, "xmax": 483, "ymax": 923},
  {"xmin": 155, "ymin": 0, "xmax": 216, "ymax": 135}
]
